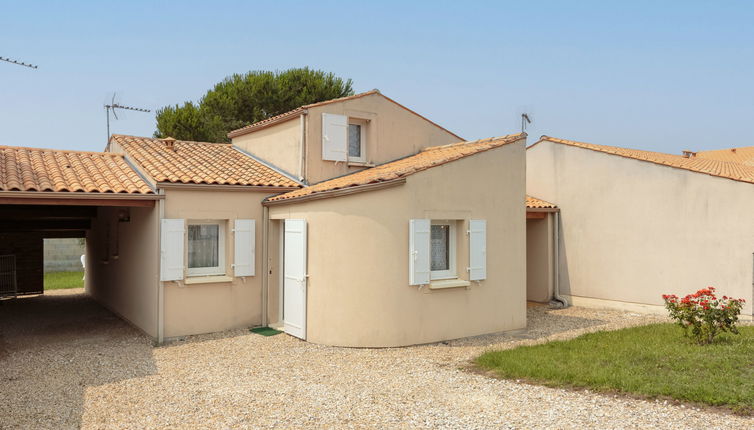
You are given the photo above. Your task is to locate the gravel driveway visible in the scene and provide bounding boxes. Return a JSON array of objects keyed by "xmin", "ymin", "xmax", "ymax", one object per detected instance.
[{"xmin": 1, "ymin": 289, "xmax": 752, "ymax": 429}]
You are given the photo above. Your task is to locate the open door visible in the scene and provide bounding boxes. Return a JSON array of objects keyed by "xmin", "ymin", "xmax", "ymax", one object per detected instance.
[{"xmin": 283, "ymin": 219, "xmax": 307, "ymax": 339}]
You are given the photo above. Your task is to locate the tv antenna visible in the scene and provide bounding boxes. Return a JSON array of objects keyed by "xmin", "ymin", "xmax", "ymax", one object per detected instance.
[
  {"xmin": 105, "ymin": 94, "xmax": 151, "ymax": 150},
  {"xmin": 0, "ymin": 56, "xmax": 38, "ymax": 69},
  {"xmin": 521, "ymin": 113, "xmax": 532, "ymax": 133}
]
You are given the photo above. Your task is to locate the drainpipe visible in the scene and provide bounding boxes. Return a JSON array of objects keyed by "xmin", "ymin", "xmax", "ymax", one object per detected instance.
[
  {"xmin": 261, "ymin": 205, "xmax": 270, "ymax": 326},
  {"xmin": 157, "ymin": 188, "xmax": 166, "ymax": 343},
  {"xmin": 550, "ymin": 210, "xmax": 568, "ymax": 308},
  {"xmin": 299, "ymin": 111, "xmax": 308, "ymax": 183}
]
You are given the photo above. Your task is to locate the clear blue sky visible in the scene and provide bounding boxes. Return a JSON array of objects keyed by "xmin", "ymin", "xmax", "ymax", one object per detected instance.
[{"xmin": 2, "ymin": 1, "xmax": 753, "ymax": 155}]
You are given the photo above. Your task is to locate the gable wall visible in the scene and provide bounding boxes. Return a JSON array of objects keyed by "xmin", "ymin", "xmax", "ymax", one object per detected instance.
[
  {"xmin": 527, "ymin": 140, "xmax": 754, "ymax": 315},
  {"xmin": 230, "ymin": 118, "xmax": 302, "ymax": 179},
  {"xmin": 304, "ymin": 94, "xmax": 461, "ymax": 184}
]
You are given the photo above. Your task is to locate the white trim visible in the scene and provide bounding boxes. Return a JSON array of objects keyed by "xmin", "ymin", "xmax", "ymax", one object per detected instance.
[
  {"xmin": 187, "ymin": 220, "xmax": 226, "ymax": 277},
  {"xmin": 429, "ymin": 279, "xmax": 470, "ymax": 290},
  {"xmin": 184, "ymin": 275, "xmax": 233, "ymax": 285},
  {"xmin": 430, "ymin": 220, "xmax": 457, "ymax": 280}
]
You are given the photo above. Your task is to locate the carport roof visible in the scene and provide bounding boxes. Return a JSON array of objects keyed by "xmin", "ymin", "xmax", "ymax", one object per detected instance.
[
  {"xmin": 534, "ymin": 136, "xmax": 754, "ymax": 185},
  {"xmin": 265, "ymin": 133, "xmax": 526, "ymax": 204},
  {"xmin": 0, "ymin": 145, "xmax": 153, "ymax": 194}
]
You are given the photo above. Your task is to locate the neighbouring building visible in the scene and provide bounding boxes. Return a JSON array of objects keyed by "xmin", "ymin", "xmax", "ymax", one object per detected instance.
[{"xmin": 527, "ymin": 136, "xmax": 754, "ymax": 316}]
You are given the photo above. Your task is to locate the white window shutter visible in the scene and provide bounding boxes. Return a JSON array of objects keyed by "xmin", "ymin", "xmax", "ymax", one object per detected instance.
[
  {"xmin": 160, "ymin": 219, "xmax": 185, "ymax": 281},
  {"xmin": 233, "ymin": 219, "xmax": 255, "ymax": 277},
  {"xmin": 409, "ymin": 219, "xmax": 431, "ymax": 285},
  {"xmin": 469, "ymin": 219, "xmax": 487, "ymax": 281},
  {"xmin": 322, "ymin": 113, "xmax": 348, "ymax": 162}
]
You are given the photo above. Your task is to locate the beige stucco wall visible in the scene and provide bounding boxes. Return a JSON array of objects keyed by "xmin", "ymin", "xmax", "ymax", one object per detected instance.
[
  {"xmin": 304, "ymin": 94, "xmax": 462, "ymax": 184},
  {"xmin": 526, "ymin": 215, "xmax": 554, "ymax": 302},
  {"xmin": 161, "ymin": 188, "xmax": 270, "ymax": 338},
  {"xmin": 87, "ymin": 205, "xmax": 159, "ymax": 337},
  {"xmin": 527, "ymin": 140, "xmax": 754, "ymax": 315},
  {"xmin": 231, "ymin": 119, "xmax": 302, "ymax": 179},
  {"xmin": 268, "ymin": 139, "xmax": 526, "ymax": 347}
]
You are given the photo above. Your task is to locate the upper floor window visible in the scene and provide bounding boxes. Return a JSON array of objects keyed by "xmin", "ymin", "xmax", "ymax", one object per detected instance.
[{"xmin": 348, "ymin": 121, "xmax": 366, "ymax": 162}]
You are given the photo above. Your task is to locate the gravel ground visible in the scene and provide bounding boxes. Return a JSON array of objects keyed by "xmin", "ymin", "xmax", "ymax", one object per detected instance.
[{"xmin": 1, "ymin": 289, "xmax": 752, "ymax": 429}]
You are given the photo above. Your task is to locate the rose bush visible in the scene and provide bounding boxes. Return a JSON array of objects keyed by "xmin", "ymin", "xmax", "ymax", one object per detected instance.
[{"xmin": 662, "ymin": 287, "xmax": 745, "ymax": 344}]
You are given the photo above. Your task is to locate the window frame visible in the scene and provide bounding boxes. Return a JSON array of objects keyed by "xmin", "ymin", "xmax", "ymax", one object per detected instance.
[
  {"xmin": 430, "ymin": 220, "xmax": 457, "ymax": 280},
  {"xmin": 347, "ymin": 119, "xmax": 367, "ymax": 163},
  {"xmin": 187, "ymin": 220, "xmax": 226, "ymax": 277}
]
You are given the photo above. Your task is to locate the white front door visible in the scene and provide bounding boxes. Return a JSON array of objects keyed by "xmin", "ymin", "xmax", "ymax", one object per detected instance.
[{"xmin": 283, "ymin": 219, "xmax": 307, "ymax": 339}]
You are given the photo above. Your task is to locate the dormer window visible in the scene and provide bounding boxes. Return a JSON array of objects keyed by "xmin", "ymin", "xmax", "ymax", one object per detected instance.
[{"xmin": 348, "ymin": 120, "xmax": 367, "ymax": 163}]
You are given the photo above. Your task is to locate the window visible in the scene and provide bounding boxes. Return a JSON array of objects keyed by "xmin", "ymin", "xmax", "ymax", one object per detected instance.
[
  {"xmin": 430, "ymin": 221, "xmax": 456, "ymax": 280},
  {"xmin": 187, "ymin": 221, "xmax": 225, "ymax": 276},
  {"xmin": 348, "ymin": 120, "xmax": 367, "ymax": 162}
]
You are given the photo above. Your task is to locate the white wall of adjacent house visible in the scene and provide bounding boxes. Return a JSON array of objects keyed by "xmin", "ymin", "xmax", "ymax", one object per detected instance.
[{"xmin": 527, "ymin": 140, "xmax": 754, "ymax": 316}]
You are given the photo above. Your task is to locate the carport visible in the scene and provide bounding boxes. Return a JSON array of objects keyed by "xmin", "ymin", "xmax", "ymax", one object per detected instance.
[
  {"xmin": 525, "ymin": 196, "xmax": 559, "ymax": 303},
  {"xmin": 0, "ymin": 145, "xmax": 161, "ymax": 337}
]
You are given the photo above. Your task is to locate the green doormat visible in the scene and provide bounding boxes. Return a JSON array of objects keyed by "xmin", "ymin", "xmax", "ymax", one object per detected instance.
[{"xmin": 250, "ymin": 326, "xmax": 282, "ymax": 336}]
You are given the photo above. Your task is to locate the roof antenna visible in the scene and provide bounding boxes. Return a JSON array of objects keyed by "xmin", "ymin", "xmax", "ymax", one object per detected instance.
[
  {"xmin": 0, "ymin": 56, "xmax": 38, "ymax": 69},
  {"xmin": 105, "ymin": 93, "xmax": 151, "ymax": 150},
  {"xmin": 521, "ymin": 113, "xmax": 532, "ymax": 133}
]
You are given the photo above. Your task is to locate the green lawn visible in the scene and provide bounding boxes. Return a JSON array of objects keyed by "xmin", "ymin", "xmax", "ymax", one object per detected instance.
[
  {"xmin": 44, "ymin": 271, "xmax": 84, "ymax": 290},
  {"xmin": 476, "ymin": 323, "xmax": 754, "ymax": 414}
]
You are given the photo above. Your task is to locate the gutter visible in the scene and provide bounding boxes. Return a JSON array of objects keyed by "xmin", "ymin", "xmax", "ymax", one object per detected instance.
[
  {"xmin": 0, "ymin": 191, "xmax": 162, "ymax": 200},
  {"xmin": 263, "ymin": 178, "xmax": 407, "ymax": 206},
  {"xmin": 155, "ymin": 182, "xmax": 300, "ymax": 192}
]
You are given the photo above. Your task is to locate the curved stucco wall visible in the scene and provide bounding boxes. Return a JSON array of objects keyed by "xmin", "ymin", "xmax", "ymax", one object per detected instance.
[
  {"xmin": 527, "ymin": 140, "xmax": 754, "ymax": 315},
  {"xmin": 269, "ymin": 140, "xmax": 526, "ymax": 347}
]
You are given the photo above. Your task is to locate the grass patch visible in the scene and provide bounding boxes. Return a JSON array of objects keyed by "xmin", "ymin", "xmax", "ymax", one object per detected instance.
[
  {"xmin": 476, "ymin": 323, "xmax": 754, "ymax": 414},
  {"xmin": 44, "ymin": 271, "xmax": 84, "ymax": 290}
]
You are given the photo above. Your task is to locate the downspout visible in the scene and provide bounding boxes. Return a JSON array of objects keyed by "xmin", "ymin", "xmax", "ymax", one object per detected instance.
[
  {"xmin": 261, "ymin": 205, "xmax": 270, "ymax": 326},
  {"xmin": 550, "ymin": 210, "xmax": 568, "ymax": 309},
  {"xmin": 299, "ymin": 111, "xmax": 308, "ymax": 183},
  {"xmin": 157, "ymin": 188, "xmax": 166, "ymax": 343}
]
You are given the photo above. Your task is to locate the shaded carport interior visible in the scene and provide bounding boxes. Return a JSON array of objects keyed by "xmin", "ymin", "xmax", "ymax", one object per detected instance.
[
  {"xmin": 525, "ymin": 196, "xmax": 559, "ymax": 303},
  {"xmin": 0, "ymin": 195, "xmax": 161, "ymax": 343}
]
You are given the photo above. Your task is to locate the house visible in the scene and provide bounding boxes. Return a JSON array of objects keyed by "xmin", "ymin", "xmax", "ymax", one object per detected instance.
[
  {"xmin": 527, "ymin": 136, "xmax": 754, "ymax": 316},
  {"xmin": 0, "ymin": 91, "xmax": 555, "ymax": 346}
]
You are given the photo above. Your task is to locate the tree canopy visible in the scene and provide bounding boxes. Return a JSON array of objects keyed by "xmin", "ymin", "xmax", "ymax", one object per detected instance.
[{"xmin": 154, "ymin": 68, "xmax": 354, "ymax": 142}]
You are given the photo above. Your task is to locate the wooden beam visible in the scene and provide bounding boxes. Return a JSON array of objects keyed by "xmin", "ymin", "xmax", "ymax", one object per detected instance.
[
  {"xmin": 0, "ymin": 197, "xmax": 155, "ymax": 207},
  {"xmin": 0, "ymin": 219, "xmax": 91, "ymax": 232},
  {"xmin": 526, "ymin": 212, "xmax": 547, "ymax": 219},
  {"xmin": 0, "ymin": 205, "xmax": 97, "ymax": 220}
]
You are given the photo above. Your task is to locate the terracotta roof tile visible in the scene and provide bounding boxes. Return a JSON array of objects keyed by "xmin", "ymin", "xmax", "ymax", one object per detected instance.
[
  {"xmin": 695, "ymin": 146, "xmax": 754, "ymax": 166},
  {"xmin": 267, "ymin": 133, "xmax": 525, "ymax": 203},
  {"xmin": 111, "ymin": 135, "xmax": 300, "ymax": 188},
  {"xmin": 526, "ymin": 195, "xmax": 557, "ymax": 209},
  {"xmin": 537, "ymin": 136, "xmax": 754, "ymax": 185},
  {"xmin": 0, "ymin": 145, "xmax": 153, "ymax": 194},
  {"xmin": 227, "ymin": 90, "xmax": 462, "ymax": 140}
]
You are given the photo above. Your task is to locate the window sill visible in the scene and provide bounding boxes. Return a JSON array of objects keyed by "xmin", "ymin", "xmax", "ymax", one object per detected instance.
[
  {"xmin": 429, "ymin": 279, "xmax": 471, "ymax": 290},
  {"xmin": 184, "ymin": 275, "xmax": 233, "ymax": 285},
  {"xmin": 347, "ymin": 161, "xmax": 374, "ymax": 167}
]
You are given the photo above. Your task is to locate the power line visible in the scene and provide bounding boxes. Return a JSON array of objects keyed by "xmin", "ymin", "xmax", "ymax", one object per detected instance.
[{"xmin": 0, "ymin": 56, "xmax": 38, "ymax": 69}]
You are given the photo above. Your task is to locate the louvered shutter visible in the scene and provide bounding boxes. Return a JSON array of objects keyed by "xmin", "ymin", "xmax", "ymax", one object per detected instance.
[
  {"xmin": 233, "ymin": 219, "xmax": 255, "ymax": 277},
  {"xmin": 409, "ymin": 219, "xmax": 431, "ymax": 285},
  {"xmin": 322, "ymin": 113, "xmax": 348, "ymax": 161},
  {"xmin": 468, "ymin": 219, "xmax": 487, "ymax": 281},
  {"xmin": 160, "ymin": 219, "xmax": 185, "ymax": 281}
]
